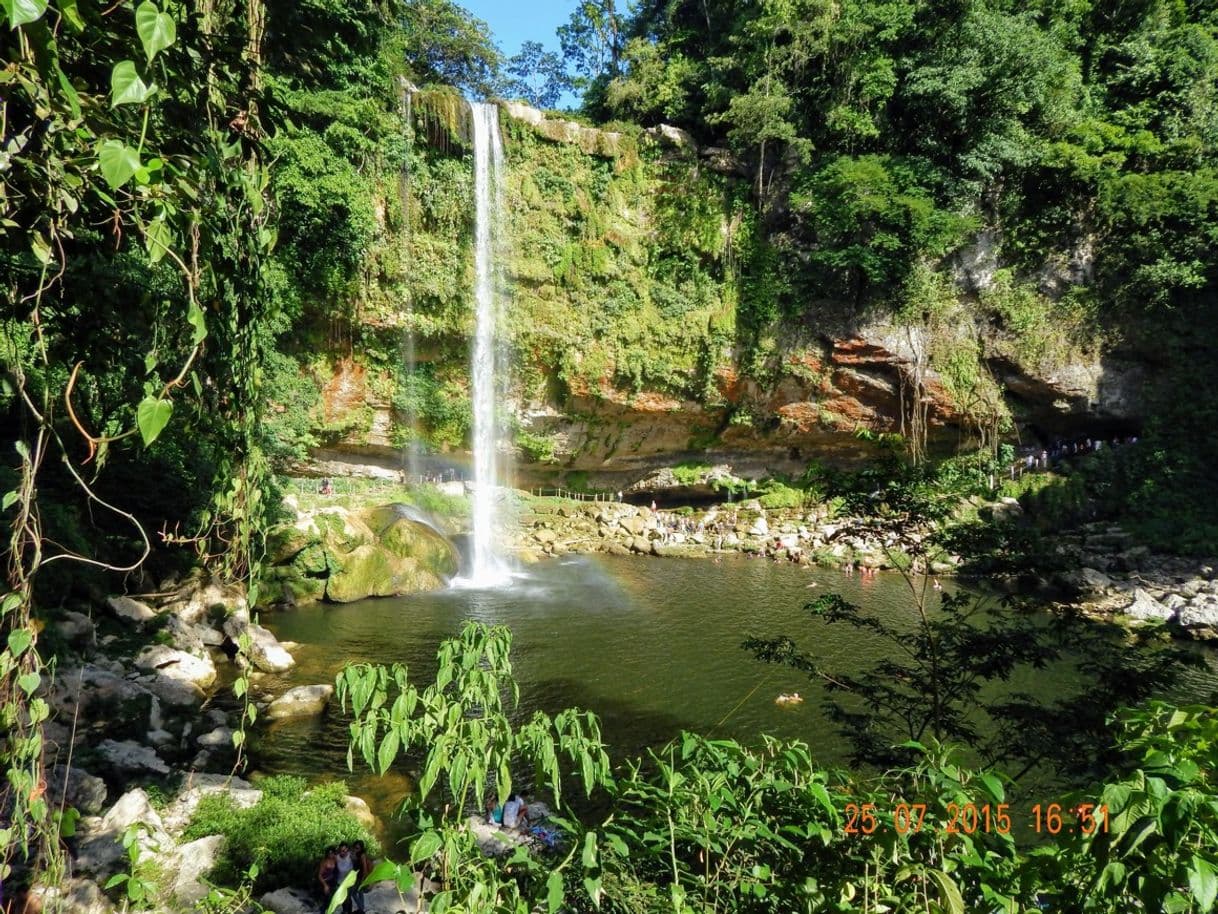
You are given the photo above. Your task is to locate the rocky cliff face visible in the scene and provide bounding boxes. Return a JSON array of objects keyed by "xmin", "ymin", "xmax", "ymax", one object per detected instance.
[{"xmin": 303, "ymin": 98, "xmax": 1145, "ymax": 493}]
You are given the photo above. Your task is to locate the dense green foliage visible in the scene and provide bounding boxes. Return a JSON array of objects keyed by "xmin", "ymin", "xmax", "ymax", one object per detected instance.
[
  {"xmin": 601, "ymin": 0, "xmax": 1217, "ymax": 313},
  {"xmin": 184, "ymin": 775, "xmax": 380, "ymax": 893},
  {"xmin": 339, "ymin": 623, "xmax": 1218, "ymax": 914}
]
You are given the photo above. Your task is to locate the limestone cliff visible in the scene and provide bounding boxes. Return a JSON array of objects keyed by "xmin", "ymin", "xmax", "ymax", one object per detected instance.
[{"xmin": 295, "ymin": 96, "xmax": 1146, "ymax": 491}]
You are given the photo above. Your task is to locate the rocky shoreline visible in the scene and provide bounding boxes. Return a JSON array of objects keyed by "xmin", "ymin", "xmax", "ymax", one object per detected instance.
[
  {"xmin": 1053, "ymin": 522, "xmax": 1218, "ymax": 641},
  {"xmin": 509, "ymin": 497, "xmax": 960, "ymax": 573},
  {"xmin": 511, "ymin": 497, "xmax": 1218, "ymax": 642},
  {"xmin": 32, "ymin": 574, "xmax": 377, "ymax": 914}
]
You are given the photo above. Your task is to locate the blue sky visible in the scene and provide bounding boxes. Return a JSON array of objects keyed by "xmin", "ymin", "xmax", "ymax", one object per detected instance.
[{"xmin": 459, "ymin": 0, "xmax": 572, "ymax": 61}]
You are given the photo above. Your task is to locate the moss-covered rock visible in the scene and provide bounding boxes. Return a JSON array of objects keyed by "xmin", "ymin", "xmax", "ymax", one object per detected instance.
[
  {"xmin": 261, "ymin": 502, "xmax": 457, "ymax": 606},
  {"xmin": 361, "ymin": 506, "xmax": 460, "ymax": 578},
  {"xmin": 266, "ymin": 523, "xmax": 313, "ymax": 564},
  {"xmin": 326, "ymin": 544, "xmax": 441, "ymax": 603},
  {"xmin": 292, "ymin": 543, "xmax": 329, "ymax": 576}
]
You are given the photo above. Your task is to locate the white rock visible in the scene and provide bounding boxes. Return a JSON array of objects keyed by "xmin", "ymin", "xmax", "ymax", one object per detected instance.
[
  {"xmin": 169, "ymin": 834, "xmax": 226, "ymax": 905},
  {"xmin": 1123, "ymin": 588, "xmax": 1173, "ymax": 622},
  {"xmin": 168, "ymin": 579, "xmax": 248, "ymax": 626},
  {"xmin": 134, "ymin": 644, "xmax": 217, "ymax": 691},
  {"xmin": 1163, "ymin": 593, "xmax": 1187, "ymax": 612},
  {"xmin": 466, "ymin": 814, "xmax": 528, "ymax": 857},
  {"xmin": 749, "ymin": 517, "xmax": 770, "ymax": 537},
  {"xmin": 223, "ymin": 614, "xmax": 295, "ymax": 673},
  {"xmin": 106, "ymin": 594, "xmax": 156, "ymax": 623},
  {"xmin": 344, "ymin": 794, "xmax": 377, "ymax": 830},
  {"xmin": 197, "ymin": 726, "xmax": 234, "ymax": 749},
  {"xmin": 75, "ymin": 789, "xmax": 170, "ymax": 878},
  {"xmin": 33, "ymin": 877, "xmax": 116, "ymax": 914},
  {"xmin": 267, "ymin": 684, "xmax": 333, "ymax": 720},
  {"xmin": 1178, "ymin": 599, "xmax": 1218, "ymax": 639}
]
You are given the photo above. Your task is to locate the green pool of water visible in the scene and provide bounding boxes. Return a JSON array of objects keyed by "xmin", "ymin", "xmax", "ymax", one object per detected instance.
[{"xmin": 253, "ymin": 554, "xmax": 1218, "ymax": 842}]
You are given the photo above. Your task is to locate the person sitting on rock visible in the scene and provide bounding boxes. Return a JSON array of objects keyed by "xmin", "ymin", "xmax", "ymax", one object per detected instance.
[
  {"xmin": 332, "ymin": 843, "xmax": 356, "ymax": 913},
  {"xmin": 502, "ymin": 794, "xmax": 529, "ymax": 831},
  {"xmin": 485, "ymin": 795, "xmax": 504, "ymax": 825}
]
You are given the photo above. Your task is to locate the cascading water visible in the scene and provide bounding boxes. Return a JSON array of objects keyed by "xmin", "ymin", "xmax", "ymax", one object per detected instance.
[
  {"xmin": 465, "ymin": 101, "xmax": 509, "ymax": 586},
  {"xmin": 399, "ymin": 86, "xmax": 423, "ymax": 482}
]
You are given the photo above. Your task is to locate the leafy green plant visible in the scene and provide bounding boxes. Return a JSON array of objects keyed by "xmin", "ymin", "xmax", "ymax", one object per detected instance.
[
  {"xmin": 336, "ymin": 622, "xmax": 613, "ymax": 912},
  {"xmin": 104, "ymin": 822, "xmax": 159, "ymax": 910},
  {"xmin": 183, "ymin": 776, "xmax": 378, "ymax": 893}
]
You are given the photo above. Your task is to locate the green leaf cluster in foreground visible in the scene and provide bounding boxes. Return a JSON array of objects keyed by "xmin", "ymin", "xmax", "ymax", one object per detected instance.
[{"xmin": 325, "ymin": 623, "xmax": 1218, "ymax": 914}]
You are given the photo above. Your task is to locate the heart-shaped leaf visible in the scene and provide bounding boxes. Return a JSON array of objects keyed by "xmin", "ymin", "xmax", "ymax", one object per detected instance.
[
  {"xmin": 136, "ymin": 396, "xmax": 173, "ymax": 446},
  {"xmin": 144, "ymin": 217, "xmax": 172, "ymax": 263},
  {"xmin": 187, "ymin": 299, "xmax": 207, "ymax": 344},
  {"xmin": 7, "ymin": 628, "xmax": 32, "ymax": 657},
  {"xmin": 17, "ymin": 671, "xmax": 40, "ymax": 695},
  {"xmin": 135, "ymin": 1, "xmax": 175, "ymax": 62},
  {"xmin": 8, "ymin": 0, "xmax": 48, "ymax": 28},
  {"xmin": 98, "ymin": 140, "xmax": 141, "ymax": 189},
  {"xmin": 110, "ymin": 60, "xmax": 152, "ymax": 107}
]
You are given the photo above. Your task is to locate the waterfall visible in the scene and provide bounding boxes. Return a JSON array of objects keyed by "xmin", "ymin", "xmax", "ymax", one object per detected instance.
[
  {"xmin": 466, "ymin": 101, "xmax": 508, "ymax": 585},
  {"xmin": 400, "ymin": 87, "xmax": 422, "ymax": 482}
]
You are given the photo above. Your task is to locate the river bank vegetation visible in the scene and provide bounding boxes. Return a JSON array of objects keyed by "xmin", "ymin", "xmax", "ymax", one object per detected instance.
[{"xmin": 2, "ymin": 0, "xmax": 1217, "ymax": 911}]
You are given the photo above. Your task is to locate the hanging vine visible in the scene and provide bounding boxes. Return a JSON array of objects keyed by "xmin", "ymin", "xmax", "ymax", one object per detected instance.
[{"xmin": 1, "ymin": 0, "xmax": 274, "ymax": 890}]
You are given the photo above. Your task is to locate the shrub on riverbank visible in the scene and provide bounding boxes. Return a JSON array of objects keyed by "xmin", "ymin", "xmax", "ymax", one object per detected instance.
[{"xmin": 184, "ymin": 776, "xmax": 380, "ymax": 893}]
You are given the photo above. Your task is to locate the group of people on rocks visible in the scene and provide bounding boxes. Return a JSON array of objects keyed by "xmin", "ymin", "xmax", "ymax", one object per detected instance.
[
  {"xmin": 649, "ymin": 507, "xmax": 742, "ymax": 549},
  {"xmin": 1013, "ymin": 435, "xmax": 1138, "ymax": 475},
  {"xmin": 317, "ymin": 841, "xmax": 374, "ymax": 914}
]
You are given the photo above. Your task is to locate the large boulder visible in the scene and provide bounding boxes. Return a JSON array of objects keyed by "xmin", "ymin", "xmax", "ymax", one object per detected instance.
[
  {"xmin": 223, "ymin": 612, "xmax": 295, "ymax": 673},
  {"xmin": 364, "ymin": 505, "xmax": 460, "ymax": 577},
  {"xmin": 267, "ymin": 684, "xmax": 334, "ymax": 720},
  {"xmin": 326, "ymin": 543, "xmax": 440, "ymax": 603},
  {"xmin": 133, "ymin": 645, "xmax": 217, "ymax": 692}
]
